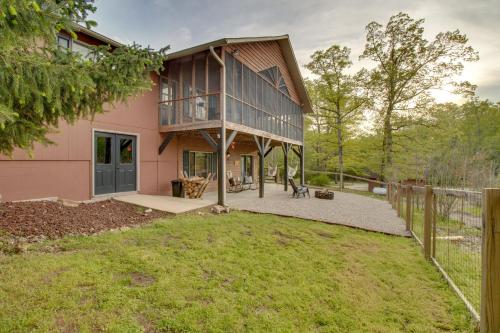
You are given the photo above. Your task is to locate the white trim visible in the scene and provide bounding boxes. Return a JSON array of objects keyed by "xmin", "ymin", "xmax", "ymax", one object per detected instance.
[{"xmin": 91, "ymin": 128, "xmax": 141, "ymax": 198}]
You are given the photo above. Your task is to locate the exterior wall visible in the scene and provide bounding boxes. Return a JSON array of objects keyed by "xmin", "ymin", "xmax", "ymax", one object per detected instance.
[
  {"xmin": 0, "ymin": 74, "xmax": 176, "ymax": 202},
  {"xmin": 226, "ymin": 41, "xmax": 301, "ymax": 104}
]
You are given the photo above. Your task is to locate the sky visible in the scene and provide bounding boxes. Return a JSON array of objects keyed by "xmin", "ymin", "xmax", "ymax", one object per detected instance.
[{"xmin": 89, "ymin": 0, "xmax": 500, "ymax": 103}]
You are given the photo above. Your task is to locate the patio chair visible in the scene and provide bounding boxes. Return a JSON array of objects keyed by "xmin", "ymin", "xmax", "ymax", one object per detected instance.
[
  {"xmin": 266, "ymin": 164, "xmax": 278, "ymax": 182},
  {"xmin": 226, "ymin": 171, "xmax": 242, "ymax": 193},
  {"xmin": 289, "ymin": 178, "xmax": 310, "ymax": 198},
  {"xmin": 242, "ymin": 176, "xmax": 257, "ymax": 190}
]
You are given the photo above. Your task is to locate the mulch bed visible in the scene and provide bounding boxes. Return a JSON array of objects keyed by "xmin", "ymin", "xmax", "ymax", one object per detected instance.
[{"xmin": 0, "ymin": 199, "xmax": 170, "ymax": 241}]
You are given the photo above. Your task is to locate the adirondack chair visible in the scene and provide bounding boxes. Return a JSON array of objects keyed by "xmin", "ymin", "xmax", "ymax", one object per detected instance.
[{"xmin": 289, "ymin": 178, "xmax": 310, "ymax": 198}]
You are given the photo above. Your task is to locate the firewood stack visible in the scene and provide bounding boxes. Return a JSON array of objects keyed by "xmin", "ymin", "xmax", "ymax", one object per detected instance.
[{"xmin": 180, "ymin": 173, "xmax": 212, "ymax": 199}]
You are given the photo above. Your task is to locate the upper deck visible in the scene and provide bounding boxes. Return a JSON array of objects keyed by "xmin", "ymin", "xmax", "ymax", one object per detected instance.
[{"xmin": 158, "ymin": 39, "xmax": 308, "ymax": 146}]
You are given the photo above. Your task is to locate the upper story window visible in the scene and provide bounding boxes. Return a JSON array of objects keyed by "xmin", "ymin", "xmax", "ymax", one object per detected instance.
[
  {"xmin": 57, "ymin": 34, "xmax": 93, "ymax": 59},
  {"xmin": 258, "ymin": 66, "xmax": 290, "ymax": 97}
]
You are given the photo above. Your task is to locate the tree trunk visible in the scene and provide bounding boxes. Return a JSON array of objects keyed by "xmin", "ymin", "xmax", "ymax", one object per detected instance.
[
  {"xmin": 380, "ymin": 108, "xmax": 393, "ymax": 180},
  {"xmin": 337, "ymin": 117, "xmax": 344, "ymax": 190}
]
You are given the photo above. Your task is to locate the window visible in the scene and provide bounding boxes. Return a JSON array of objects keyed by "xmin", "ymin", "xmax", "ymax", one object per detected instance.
[
  {"xmin": 57, "ymin": 34, "xmax": 93, "ymax": 59},
  {"xmin": 57, "ymin": 35, "xmax": 70, "ymax": 49},
  {"xmin": 96, "ymin": 137, "xmax": 112, "ymax": 164},
  {"xmin": 119, "ymin": 138, "xmax": 133, "ymax": 164},
  {"xmin": 183, "ymin": 151, "xmax": 217, "ymax": 178},
  {"xmin": 241, "ymin": 155, "xmax": 253, "ymax": 179},
  {"xmin": 72, "ymin": 41, "xmax": 92, "ymax": 58}
]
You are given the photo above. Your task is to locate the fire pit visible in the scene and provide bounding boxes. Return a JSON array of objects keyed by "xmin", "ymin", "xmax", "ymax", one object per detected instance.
[{"xmin": 315, "ymin": 189, "xmax": 334, "ymax": 200}]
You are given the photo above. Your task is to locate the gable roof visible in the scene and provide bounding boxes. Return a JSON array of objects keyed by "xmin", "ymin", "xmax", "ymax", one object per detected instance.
[{"xmin": 167, "ymin": 35, "xmax": 312, "ymax": 113}]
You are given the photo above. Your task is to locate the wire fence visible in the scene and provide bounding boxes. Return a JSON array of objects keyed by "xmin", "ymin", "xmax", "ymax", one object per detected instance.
[{"xmin": 393, "ymin": 184, "xmax": 482, "ymax": 321}]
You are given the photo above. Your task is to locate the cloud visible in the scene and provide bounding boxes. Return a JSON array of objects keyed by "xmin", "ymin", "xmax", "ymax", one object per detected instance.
[{"xmin": 90, "ymin": 0, "xmax": 500, "ymax": 102}]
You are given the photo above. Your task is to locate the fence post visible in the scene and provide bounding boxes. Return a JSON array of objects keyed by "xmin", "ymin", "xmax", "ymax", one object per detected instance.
[
  {"xmin": 406, "ymin": 186, "xmax": 412, "ymax": 231},
  {"xmin": 423, "ymin": 185, "xmax": 433, "ymax": 260},
  {"xmin": 387, "ymin": 183, "xmax": 391, "ymax": 203},
  {"xmin": 432, "ymin": 194, "xmax": 437, "ymax": 258},
  {"xmin": 481, "ymin": 188, "xmax": 500, "ymax": 333},
  {"xmin": 396, "ymin": 184, "xmax": 401, "ymax": 217}
]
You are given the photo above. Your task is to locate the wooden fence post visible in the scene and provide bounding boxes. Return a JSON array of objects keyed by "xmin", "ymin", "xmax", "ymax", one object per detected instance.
[
  {"xmin": 396, "ymin": 184, "xmax": 401, "ymax": 217},
  {"xmin": 406, "ymin": 186, "xmax": 412, "ymax": 231},
  {"xmin": 432, "ymin": 194, "xmax": 437, "ymax": 258},
  {"xmin": 387, "ymin": 183, "xmax": 391, "ymax": 203},
  {"xmin": 481, "ymin": 188, "xmax": 500, "ymax": 333},
  {"xmin": 423, "ymin": 185, "xmax": 433, "ymax": 260}
]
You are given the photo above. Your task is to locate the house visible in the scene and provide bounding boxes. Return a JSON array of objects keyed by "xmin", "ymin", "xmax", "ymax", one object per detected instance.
[{"xmin": 0, "ymin": 27, "xmax": 312, "ymax": 206}]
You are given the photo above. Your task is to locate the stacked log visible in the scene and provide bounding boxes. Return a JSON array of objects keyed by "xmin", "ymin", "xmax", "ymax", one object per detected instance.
[{"xmin": 180, "ymin": 174, "xmax": 212, "ymax": 199}]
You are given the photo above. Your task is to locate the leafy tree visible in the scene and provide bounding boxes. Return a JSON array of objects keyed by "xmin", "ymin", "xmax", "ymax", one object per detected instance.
[
  {"xmin": 0, "ymin": 0, "xmax": 168, "ymax": 155},
  {"xmin": 306, "ymin": 45, "xmax": 370, "ymax": 189},
  {"xmin": 361, "ymin": 12, "xmax": 478, "ymax": 180}
]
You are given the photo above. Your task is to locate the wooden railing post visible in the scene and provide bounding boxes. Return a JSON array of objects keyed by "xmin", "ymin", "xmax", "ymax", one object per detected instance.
[
  {"xmin": 406, "ymin": 186, "xmax": 412, "ymax": 231},
  {"xmin": 396, "ymin": 184, "xmax": 401, "ymax": 217},
  {"xmin": 481, "ymin": 188, "xmax": 500, "ymax": 333},
  {"xmin": 387, "ymin": 183, "xmax": 391, "ymax": 203},
  {"xmin": 423, "ymin": 185, "xmax": 433, "ymax": 260}
]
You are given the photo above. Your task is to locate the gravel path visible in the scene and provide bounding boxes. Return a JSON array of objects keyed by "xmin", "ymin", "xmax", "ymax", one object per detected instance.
[{"xmin": 218, "ymin": 184, "xmax": 410, "ymax": 236}]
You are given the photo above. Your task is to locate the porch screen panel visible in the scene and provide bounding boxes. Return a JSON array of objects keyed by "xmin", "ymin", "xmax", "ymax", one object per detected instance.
[
  {"xmin": 194, "ymin": 54, "xmax": 207, "ymax": 121},
  {"xmin": 224, "ymin": 52, "xmax": 303, "ymax": 142},
  {"xmin": 208, "ymin": 55, "xmax": 221, "ymax": 120},
  {"xmin": 181, "ymin": 58, "xmax": 193, "ymax": 123}
]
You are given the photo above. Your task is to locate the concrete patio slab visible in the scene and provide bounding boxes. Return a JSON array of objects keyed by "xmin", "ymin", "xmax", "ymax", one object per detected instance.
[
  {"xmin": 205, "ymin": 183, "xmax": 410, "ymax": 236},
  {"xmin": 114, "ymin": 194, "xmax": 214, "ymax": 214}
]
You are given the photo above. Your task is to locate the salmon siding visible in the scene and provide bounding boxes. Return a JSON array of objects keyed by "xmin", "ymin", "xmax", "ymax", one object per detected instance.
[{"xmin": 0, "ymin": 30, "xmax": 310, "ymax": 203}]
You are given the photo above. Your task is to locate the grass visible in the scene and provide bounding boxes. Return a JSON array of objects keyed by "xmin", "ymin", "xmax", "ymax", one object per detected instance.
[
  {"xmin": 411, "ymin": 208, "xmax": 481, "ymax": 313},
  {"xmin": 0, "ymin": 211, "xmax": 475, "ymax": 332}
]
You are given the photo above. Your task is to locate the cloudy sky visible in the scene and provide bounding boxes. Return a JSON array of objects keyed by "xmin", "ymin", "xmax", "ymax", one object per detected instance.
[{"xmin": 90, "ymin": 0, "xmax": 500, "ymax": 102}]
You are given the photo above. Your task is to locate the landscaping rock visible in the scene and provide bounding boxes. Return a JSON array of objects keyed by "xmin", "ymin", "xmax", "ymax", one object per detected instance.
[
  {"xmin": 58, "ymin": 198, "xmax": 80, "ymax": 208},
  {"xmin": 211, "ymin": 205, "xmax": 230, "ymax": 214}
]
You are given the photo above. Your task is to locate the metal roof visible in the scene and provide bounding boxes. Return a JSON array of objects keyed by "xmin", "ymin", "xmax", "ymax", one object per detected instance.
[{"xmin": 167, "ymin": 35, "xmax": 313, "ymax": 113}]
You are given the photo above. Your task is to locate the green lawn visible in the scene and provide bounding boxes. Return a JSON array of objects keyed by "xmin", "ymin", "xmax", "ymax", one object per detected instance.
[{"xmin": 0, "ymin": 212, "xmax": 475, "ymax": 332}]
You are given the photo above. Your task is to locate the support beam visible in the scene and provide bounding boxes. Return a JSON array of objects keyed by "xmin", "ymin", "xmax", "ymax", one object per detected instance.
[
  {"xmin": 282, "ymin": 142, "xmax": 291, "ymax": 192},
  {"xmin": 291, "ymin": 147, "xmax": 301, "ymax": 158},
  {"xmin": 158, "ymin": 132, "xmax": 175, "ymax": 155},
  {"xmin": 199, "ymin": 130, "xmax": 218, "ymax": 151},
  {"xmin": 299, "ymin": 145, "xmax": 304, "ymax": 186},
  {"xmin": 217, "ymin": 127, "xmax": 226, "ymax": 206},
  {"xmin": 264, "ymin": 146, "xmax": 274, "ymax": 158},
  {"xmin": 259, "ymin": 136, "xmax": 265, "ymax": 198},
  {"xmin": 226, "ymin": 130, "xmax": 238, "ymax": 151}
]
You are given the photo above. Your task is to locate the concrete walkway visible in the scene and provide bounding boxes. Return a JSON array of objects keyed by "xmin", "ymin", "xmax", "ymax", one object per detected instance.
[
  {"xmin": 115, "ymin": 194, "xmax": 213, "ymax": 214},
  {"xmin": 206, "ymin": 184, "xmax": 410, "ymax": 236}
]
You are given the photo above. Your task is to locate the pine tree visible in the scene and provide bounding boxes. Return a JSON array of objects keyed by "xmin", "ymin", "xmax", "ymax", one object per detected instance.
[{"xmin": 0, "ymin": 0, "xmax": 168, "ymax": 155}]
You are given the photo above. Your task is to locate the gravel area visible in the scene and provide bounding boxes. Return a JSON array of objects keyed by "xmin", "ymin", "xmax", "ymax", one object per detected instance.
[
  {"xmin": 0, "ymin": 199, "xmax": 170, "ymax": 241},
  {"xmin": 216, "ymin": 184, "xmax": 410, "ymax": 236}
]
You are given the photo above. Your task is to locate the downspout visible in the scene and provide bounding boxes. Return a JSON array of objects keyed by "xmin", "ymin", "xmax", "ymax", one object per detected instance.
[{"xmin": 209, "ymin": 46, "xmax": 226, "ymax": 206}]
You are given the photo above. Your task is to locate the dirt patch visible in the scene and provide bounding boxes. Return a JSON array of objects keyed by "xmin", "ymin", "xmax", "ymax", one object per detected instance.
[
  {"xmin": 314, "ymin": 230, "xmax": 335, "ymax": 239},
  {"xmin": 273, "ymin": 230, "xmax": 304, "ymax": 241},
  {"xmin": 130, "ymin": 272, "xmax": 156, "ymax": 287},
  {"xmin": 0, "ymin": 199, "xmax": 170, "ymax": 242}
]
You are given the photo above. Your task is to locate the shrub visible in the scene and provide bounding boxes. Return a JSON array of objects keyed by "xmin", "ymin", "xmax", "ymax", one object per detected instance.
[{"xmin": 309, "ymin": 174, "xmax": 331, "ymax": 187}]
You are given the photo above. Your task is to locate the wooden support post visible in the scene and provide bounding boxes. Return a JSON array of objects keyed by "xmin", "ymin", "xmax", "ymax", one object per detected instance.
[
  {"xmin": 405, "ymin": 186, "xmax": 412, "ymax": 231},
  {"xmin": 432, "ymin": 194, "xmax": 437, "ymax": 258},
  {"xmin": 217, "ymin": 127, "xmax": 226, "ymax": 206},
  {"xmin": 396, "ymin": 184, "xmax": 401, "ymax": 217},
  {"xmin": 423, "ymin": 185, "xmax": 433, "ymax": 260},
  {"xmin": 299, "ymin": 145, "xmax": 305, "ymax": 186},
  {"xmin": 481, "ymin": 188, "xmax": 500, "ymax": 333},
  {"xmin": 259, "ymin": 136, "xmax": 265, "ymax": 198},
  {"xmin": 282, "ymin": 143, "xmax": 290, "ymax": 192}
]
